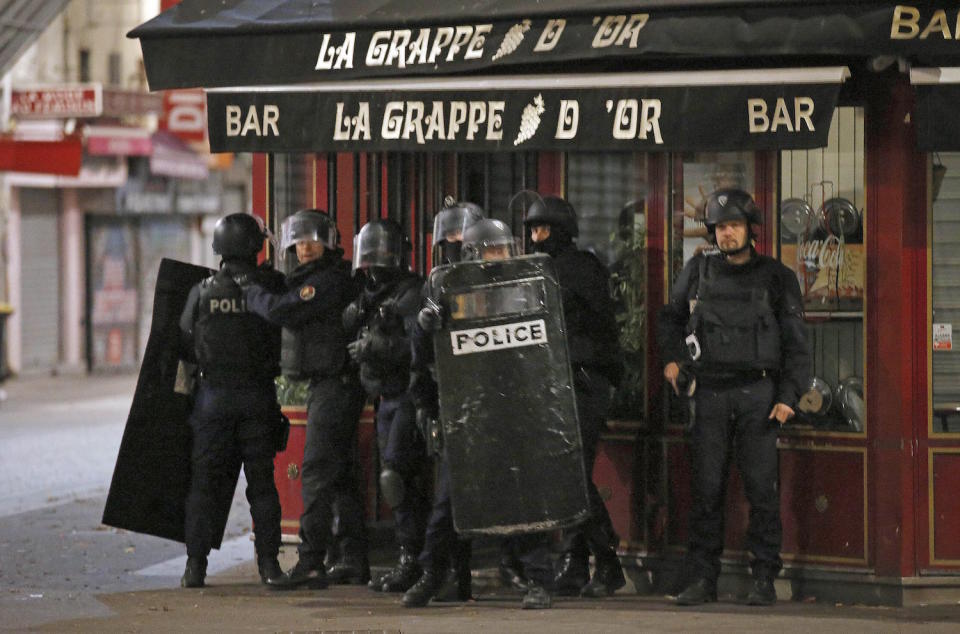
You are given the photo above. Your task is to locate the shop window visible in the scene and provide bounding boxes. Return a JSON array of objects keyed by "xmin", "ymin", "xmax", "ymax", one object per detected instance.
[
  {"xmin": 271, "ymin": 154, "xmax": 315, "ymax": 273},
  {"xmin": 567, "ymin": 152, "xmax": 648, "ymax": 420},
  {"xmin": 457, "ymin": 153, "xmax": 537, "ymax": 238},
  {"xmin": 779, "ymin": 107, "xmax": 866, "ymax": 434},
  {"xmin": 931, "ymin": 153, "xmax": 960, "ymax": 433},
  {"xmin": 668, "ymin": 151, "xmax": 757, "ymax": 283}
]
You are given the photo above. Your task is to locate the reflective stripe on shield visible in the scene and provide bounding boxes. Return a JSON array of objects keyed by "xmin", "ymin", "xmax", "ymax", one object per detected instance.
[{"xmin": 433, "ymin": 254, "xmax": 590, "ymax": 536}]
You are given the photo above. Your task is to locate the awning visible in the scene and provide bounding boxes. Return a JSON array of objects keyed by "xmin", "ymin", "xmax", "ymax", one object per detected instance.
[
  {"xmin": 205, "ymin": 67, "xmax": 849, "ymax": 153},
  {"xmin": 150, "ymin": 131, "xmax": 209, "ymax": 180},
  {"xmin": 911, "ymin": 67, "xmax": 960, "ymax": 151},
  {"xmin": 0, "ymin": 136, "xmax": 82, "ymax": 176},
  {"xmin": 0, "ymin": 1, "xmax": 70, "ymax": 78},
  {"xmin": 131, "ymin": 1, "xmax": 960, "ymax": 90}
]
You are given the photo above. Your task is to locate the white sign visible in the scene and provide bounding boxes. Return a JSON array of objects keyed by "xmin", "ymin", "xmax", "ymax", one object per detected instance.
[
  {"xmin": 934, "ymin": 323, "xmax": 953, "ymax": 351},
  {"xmin": 450, "ymin": 319, "xmax": 547, "ymax": 355}
]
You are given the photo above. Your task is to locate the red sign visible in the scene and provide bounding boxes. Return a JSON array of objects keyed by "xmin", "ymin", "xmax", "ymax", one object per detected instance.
[
  {"xmin": 0, "ymin": 136, "xmax": 83, "ymax": 175},
  {"xmin": 159, "ymin": 89, "xmax": 207, "ymax": 144},
  {"xmin": 85, "ymin": 126, "xmax": 153, "ymax": 156},
  {"xmin": 10, "ymin": 85, "xmax": 102, "ymax": 118}
]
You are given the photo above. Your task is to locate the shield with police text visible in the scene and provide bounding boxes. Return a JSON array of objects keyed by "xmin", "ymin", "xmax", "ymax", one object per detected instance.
[
  {"xmin": 102, "ymin": 258, "xmax": 225, "ymax": 545},
  {"xmin": 433, "ymin": 253, "xmax": 590, "ymax": 536}
]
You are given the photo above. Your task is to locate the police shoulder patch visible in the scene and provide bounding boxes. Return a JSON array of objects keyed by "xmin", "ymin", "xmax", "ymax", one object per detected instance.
[{"xmin": 299, "ymin": 285, "xmax": 316, "ymax": 301}]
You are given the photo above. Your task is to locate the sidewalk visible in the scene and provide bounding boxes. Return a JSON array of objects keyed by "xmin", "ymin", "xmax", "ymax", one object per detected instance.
[{"xmin": 29, "ymin": 551, "xmax": 960, "ymax": 633}]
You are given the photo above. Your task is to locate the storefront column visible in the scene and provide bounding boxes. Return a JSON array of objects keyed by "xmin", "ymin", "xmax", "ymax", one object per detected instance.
[
  {"xmin": 865, "ymin": 72, "xmax": 928, "ymax": 579},
  {"xmin": 59, "ymin": 188, "xmax": 84, "ymax": 373},
  {"xmin": 6, "ymin": 187, "xmax": 20, "ymax": 373}
]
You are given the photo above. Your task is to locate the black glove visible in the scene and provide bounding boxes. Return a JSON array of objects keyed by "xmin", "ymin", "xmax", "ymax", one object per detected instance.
[
  {"xmin": 274, "ymin": 411, "xmax": 291, "ymax": 453},
  {"xmin": 417, "ymin": 298, "xmax": 443, "ymax": 333},
  {"xmin": 342, "ymin": 299, "xmax": 365, "ymax": 332},
  {"xmin": 347, "ymin": 337, "xmax": 367, "ymax": 363}
]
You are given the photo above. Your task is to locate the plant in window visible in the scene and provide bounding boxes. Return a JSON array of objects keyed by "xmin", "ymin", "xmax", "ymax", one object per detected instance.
[{"xmin": 608, "ymin": 214, "xmax": 647, "ymax": 420}]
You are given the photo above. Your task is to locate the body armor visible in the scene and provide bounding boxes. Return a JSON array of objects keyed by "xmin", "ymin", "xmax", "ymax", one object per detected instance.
[
  {"xmin": 196, "ymin": 267, "xmax": 280, "ymax": 384},
  {"xmin": 688, "ymin": 255, "xmax": 781, "ymax": 373}
]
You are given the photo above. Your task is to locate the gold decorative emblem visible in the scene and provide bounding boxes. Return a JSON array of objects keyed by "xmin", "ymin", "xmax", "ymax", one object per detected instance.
[
  {"xmin": 299, "ymin": 285, "xmax": 316, "ymax": 301},
  {"xmin": 286, "ymin": 463, "xmax": 300, "ymax": 480}
]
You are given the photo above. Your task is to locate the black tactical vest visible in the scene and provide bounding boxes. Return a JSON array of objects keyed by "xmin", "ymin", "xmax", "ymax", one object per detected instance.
[
  {"xmin": 280, "ymin": 263, "xmax": 352, "ymax": 380},
  {"xmin": 689, "ymin": 256, "xmax": 781, "ymax": 373},
  {"xmin": 196, "ymin": 268, "xmax": 280, "ymax": 384}
]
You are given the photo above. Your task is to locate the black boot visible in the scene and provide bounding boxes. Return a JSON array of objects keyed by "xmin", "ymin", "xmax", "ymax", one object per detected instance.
[
  {"xmin": 745, "ymin": 576, "xmax": 777, "ymax": 606},
  {"xmin": 676, "ymin": 577, "xmax": 717, "ymax": 606},
  {"xmin": 498, "ymin": 553, "xmax": 529, "ymax": 592},
  {"xmin": 552, "ymin": 551, "xmax": 590, "ymax": 597},
  {"xmin": 271, "ymin": 559, "xmax": 328, "ymax": 590},
  {"xmin": 376, "ymin": 548, "xmax": 422, "ymax": 593},
  {"xmin": 257, "ymin": 555, "xmax": 285, "ymax": 586},
  {"xmin": 327, "ymin": 553, "xmax": 371, "ymax": 585},
  {"xmin": 402, "ymin": 570, "xmax": 444, "ymax": 608},
  {"xmin": 521, "ymin": 582, "xmax": 552, "ymax": 609},
  {"xmin": 433, "ymin": 562, "xmax": 473, "ymax": 602},
  {"xmin": 580, "ymin": 554, "xmax": 626, "ymax": 598},
  {"xmin": 181, "ymin": 556, "xmax": 207, "ymax": 589}
]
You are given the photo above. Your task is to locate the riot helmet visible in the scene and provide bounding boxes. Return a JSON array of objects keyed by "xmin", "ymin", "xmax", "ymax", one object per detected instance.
[
  {"xmin": 352, "ymin": 219, "xmax": 405, "ymax": 274},
  {"xmin": 280, "ymin": 209, "xmax": 337, "ymax": 252},
  {"xmin": 432, "ymin": 198, "xmax": 485, "ymax": 265},
  {"xmin": 703, "ymin": 188, "xmax": 761, "ymax": 256},
  {"xmin": 522, "ymin": 195, "xmax": 579, "ymax": 238},
  {"xmin": 212, "ymin": 213, "xmax": 266, "ymax": 260},
  {"xmin": 461, "ymin": 218, "xmax": 518, "ymax": 262}
]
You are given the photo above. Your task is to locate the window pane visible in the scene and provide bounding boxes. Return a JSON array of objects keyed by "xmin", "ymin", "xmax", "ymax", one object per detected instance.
[
  {"xmin": 669, "ymin": 152, "xmax": 755, "ymax": 283},
  {"xmin": 932, "ymin": 153, "xmax": 960, "ymax": 433},
  {"xmin": 272, "ymin": 154, "xmax": 314, "ymax": 273},
  {"xmin": 778, "ymin": 107, "xmax": 866, "ymax": 434},
  {"xmin": 567, "ymin": 152, "xmax": 648, "ymax": 421}
]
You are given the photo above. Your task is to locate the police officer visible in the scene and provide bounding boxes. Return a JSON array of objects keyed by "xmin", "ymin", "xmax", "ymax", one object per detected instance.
[
  {"xmin": 402, "ymin": 200, "xmax": 484, "ymax": 608},
  {"xmin": 242, "ymin": 209, "xmax": 369, "ymax": 589},
  {"xmin": 342, "ymin": 219, "xmax": 428, "ymax": 594},
  {"xmin": 524, "ymin": 195, "xmax": 626, "ymax": 598},
  {"xmin": 427, "ymin": 218, "xmax": 555, "ymax": 610},
  {"xmin": 658, "ymin": 189, "xmax": 810, "ymax": 606},
  {"xmin": 178, "ymin": 213, "xmax": 286, "ymax": 588}
]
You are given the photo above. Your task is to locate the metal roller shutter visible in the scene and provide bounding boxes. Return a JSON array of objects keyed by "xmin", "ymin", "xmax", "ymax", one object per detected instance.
[{"xmin": 19, "ymin": 188, "xmax": 60, "ymax": 371}]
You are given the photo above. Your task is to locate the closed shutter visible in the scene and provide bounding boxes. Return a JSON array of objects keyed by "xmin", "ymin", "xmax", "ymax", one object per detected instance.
[
  {"xmin": 19, "ymin": 188, "xmax": 60, "ymax": 371},
  {"xmin": 933, "ymin": 153, "xmax": 960, "ymax": 404},
  {"xmin": 566, "ymin": 152, "xmax": 644, "ymax": 265}
]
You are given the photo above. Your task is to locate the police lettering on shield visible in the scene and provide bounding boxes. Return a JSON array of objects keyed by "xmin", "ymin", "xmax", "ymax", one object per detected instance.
[{"xmin": 450, "ymin": 318, "xmax": 546, "ymax": 355}]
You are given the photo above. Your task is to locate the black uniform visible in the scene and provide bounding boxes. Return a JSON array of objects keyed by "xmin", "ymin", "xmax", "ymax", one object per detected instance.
[
  {"xmin": 658, "ymin": 250, "xmax": 810, "ymax": 585},
  {"xmin": 543, "ymin": 240, "xmax": 624, "ymax": 593},
  {"xmin": 245, "ymin": 251, "xmax": 367, "ymax": 573},
  {"xmin": 408, "ymin": 282, "xmax": 472, "ymax": 591},
  {"xmin": 179, "ymin": 260, "xmax": 286, "ymax": 564},
  {"xmin": 348, "ymin": 270, "xmax": 428, "ymax": 578}
]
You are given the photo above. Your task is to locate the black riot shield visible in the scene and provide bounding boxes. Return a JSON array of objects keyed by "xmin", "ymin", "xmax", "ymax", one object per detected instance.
[
  {"xmin": 102, "ymin": 258, "xmax": 225, "ymax": 545},
  {"xmin": 433, "ymin": 254, "xmax": 590, "ymax": 536}
]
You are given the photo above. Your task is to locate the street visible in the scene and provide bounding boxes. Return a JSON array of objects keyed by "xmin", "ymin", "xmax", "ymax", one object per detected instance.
[{"xmin": 1, "ymin": 373, "xmax": 960, "ymax": 632}]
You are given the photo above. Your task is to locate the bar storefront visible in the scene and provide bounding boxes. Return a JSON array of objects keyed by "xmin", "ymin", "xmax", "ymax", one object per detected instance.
[{"xmin": 131, "ymin": 1, "xmax": 960, "ymax": 605}]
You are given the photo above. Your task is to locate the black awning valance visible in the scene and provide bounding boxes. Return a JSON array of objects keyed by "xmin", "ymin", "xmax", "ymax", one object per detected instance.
[
  {"xmin": 912, "ymin": 67, "xmax": 960, "ymax": 151},
  {"xmin": 132, "ymin": 1, "xmax": 960, "ymax": 90},
  {"xmin": 205, "ymin": 67, "xmax": 848, "ymax": 153}
]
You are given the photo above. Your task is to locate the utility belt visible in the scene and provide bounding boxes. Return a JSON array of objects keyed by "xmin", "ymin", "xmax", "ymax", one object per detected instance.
[{"xmin": 695, "ymin": 367, "xmax": 774, "ymax": 389}]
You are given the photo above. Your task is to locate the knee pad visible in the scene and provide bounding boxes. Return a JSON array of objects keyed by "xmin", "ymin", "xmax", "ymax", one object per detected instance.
[{"xmin": 379, "ymin": 468, "xmax": 405, "ymax": 508}]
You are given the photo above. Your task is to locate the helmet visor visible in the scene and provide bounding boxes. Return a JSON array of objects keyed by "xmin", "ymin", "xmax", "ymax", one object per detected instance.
[
  {"xmin": 352, "ymin": 223, "xmax": 402, "ymax": 271},
  {"xmin": 280, "ymin": 213, "xmax": 336, "ymax": 251},
  {"xmin": 432, "ymin": 206, "xmax": 483, "ymax": 247}
]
